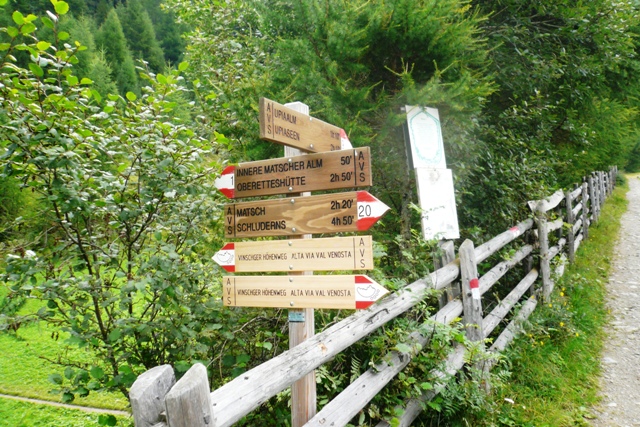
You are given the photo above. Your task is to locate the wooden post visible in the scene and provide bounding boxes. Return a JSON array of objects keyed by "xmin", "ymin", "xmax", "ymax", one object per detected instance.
[
  {"xmin": 164, "ymin": 363, "xmax": 212, "ymax": 427},
  {"xmin": 588, "ymin": 174, "xmax": 597, "ymax": 223},
  {"xmin": 535, "ymin": 211, "xmax": 552, "ymax": 302},
  {"xmin": 599, "ymin": 171, "xmax": 605, "ymax": 207},
  {"xmin": 433, "ymin": 240, "xmax": 456, "ymax": 308},
  {"xmin": 459, "ymin": 239, "xmax": 489, "ymax": 390},
  {"xmin": 459, "ymin": 239, "xmax": 483, "ymax": 342},
  {"xmin": 130, "ymin": 365, "xmax": 175, "ymax": 427},
  {"xmin": 581, "ymin": 181, "xmax": 589, "ymax": 240},
  {"xmin": 284, "ymin": 101, "xmax": 316, "ymax": 427},
  {"xmin": 565, "ymin": 190, "xmax": 575, "ymax": 263}
]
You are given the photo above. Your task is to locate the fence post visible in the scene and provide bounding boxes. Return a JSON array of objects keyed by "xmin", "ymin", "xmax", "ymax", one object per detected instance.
[
  {"xmin": 130, "ymin": 365, "xmax": 176, "ymax": 427},
  {"xmin": 565, "ymin": 189, "xmax": 575, "ymax": 263},
  {"xmin": 459, "ymin": 239, "xmax": 483, "ymax": 341},
  {"xmin": 535, "ymin": 211, "xmax": 552, "ymax": 302},
  {"xmin": 588, "ymin": 174, "xmax": 598, "ymax": 223},
  {"xmin": 459, "ymin": 239, "xmax": 489, "ymax": 390},
  {"xmin": 581, "ymin": 181, "xmax": 589, "ymax": 240},
  {"xmin": 164, "ymin": 363, "xmax": 212, "ymax": 427},
  {"xmin": 599, "ymin": 171, "xmax": 605, "ymax": 206},
  {"xmin": 433, "ymin": 240, "xmax": 457, "ymax": 308}
]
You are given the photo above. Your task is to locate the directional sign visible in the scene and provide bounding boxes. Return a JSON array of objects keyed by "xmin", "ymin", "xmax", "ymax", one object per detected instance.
[
  {"xmin": 213, "ymin": 236, "xmax": 374, "ymax": 272},
  {"xmin": 222, "ymin": 275, "xmax": 388, "ymax": 309},
  {"xmin": 224, "ymin": 191, "xmax": 390, "ymax": 238},
  {"xmin": 214, "ymin": 148, "xmax": 372, "ymax": 199},
  {"xmin": 259, "ymin": 97, "xmax": 349, "ymax": 153}
]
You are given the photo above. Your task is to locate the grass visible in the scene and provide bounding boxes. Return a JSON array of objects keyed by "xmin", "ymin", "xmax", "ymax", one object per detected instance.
[
  {"xmin": 0, "ymin": 397, "xmax": 131, "ymax": 427},
  {"xmin": 471, "ymin": 178, "xmax": 630, "ymax": 426},
  {"xmin": 0, "ymin": 287, "xmax": 129, "ymax": 411}
]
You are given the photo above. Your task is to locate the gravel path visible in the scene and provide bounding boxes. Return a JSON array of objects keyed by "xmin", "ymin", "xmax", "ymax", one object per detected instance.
[{"xmin": 591, "ymin": 175, "xmax": 640, "ymax": 427}]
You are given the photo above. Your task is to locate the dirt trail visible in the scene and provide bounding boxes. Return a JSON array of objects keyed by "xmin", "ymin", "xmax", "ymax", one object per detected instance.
[
  {"xmin": 591, "ymin": 176, "xmax": 640, "ymax": 427},
  {"xmin": 0, "ymin": 393, "xmax": 130, "ymax": 417}
]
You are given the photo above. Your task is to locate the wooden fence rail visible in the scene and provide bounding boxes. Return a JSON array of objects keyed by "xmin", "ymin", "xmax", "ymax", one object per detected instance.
[{"xmin": 130, "ymin": 167, "xmax": 617, "ymax": 427}]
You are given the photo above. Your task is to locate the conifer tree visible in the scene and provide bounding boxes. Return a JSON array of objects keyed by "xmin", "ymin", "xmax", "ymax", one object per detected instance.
[
  {"xmin": 117, "ymin": 0, "xmax": 165, "ymax": 72},
  {"xmin": 88, "ymin": 52, "xmax": 119, "ymax": 99},
  {"xmin": 95, "ymin": 8, "xmax": 140, "ymax": 95}
]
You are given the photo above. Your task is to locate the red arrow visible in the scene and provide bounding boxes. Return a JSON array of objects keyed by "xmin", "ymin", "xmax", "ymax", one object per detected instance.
[{"xmin": 357, "ymin": 191, "xmax": 390, "ymax": 231}]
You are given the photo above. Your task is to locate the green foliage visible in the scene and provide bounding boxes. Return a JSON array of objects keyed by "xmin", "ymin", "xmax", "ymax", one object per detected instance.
[
  {"xmin": 116, "ymin": 0, "xmax": 165, "ymax": 73},
  {"xmin": 0, "ymin": 8, "xmax": 225, "ymax": 400}
]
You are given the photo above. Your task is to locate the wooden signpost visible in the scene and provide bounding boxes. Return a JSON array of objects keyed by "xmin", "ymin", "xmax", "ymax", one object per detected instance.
[
  {"xmin": 222, "ymin": 275, "xmax": 388, "ymax": 309},
  {"xmin": 218, "ymin": 98, "xmax": 391, "ymax": 427},
  {"xmin": 224, "ymin": 191, "xmax": 390, "ymax": 238},
  {"xmin": 259, "ymin": 97, "xmax": 349, "ymax": 152},
  {"xmin": 214, "ymin": 147, "xmax": 372, "ymax": 199},
  {"xmin": 213, "ymin": 236, "xmax": 374, "ymax": 272}
]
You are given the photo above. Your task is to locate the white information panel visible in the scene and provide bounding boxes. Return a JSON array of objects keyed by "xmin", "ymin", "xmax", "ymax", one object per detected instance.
[
  {"xmin": 405, "ymin": 105, "xmax": 446, "ymax": 169},
  {"xmin": 415, "ymin": 168, "xmax": 460, "ymax": 240}
]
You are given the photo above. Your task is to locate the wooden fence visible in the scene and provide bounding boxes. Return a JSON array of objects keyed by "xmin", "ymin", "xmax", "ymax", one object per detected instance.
[{"xmin": 129, "ymin": 166, "xmax": 618, "ymax": 427}]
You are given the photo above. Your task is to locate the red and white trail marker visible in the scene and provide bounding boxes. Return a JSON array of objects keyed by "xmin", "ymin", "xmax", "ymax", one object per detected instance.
[
  {"xmin": 214, "ymin": 166, "xmax": 236, "ymax": 199},
  {"xmin": 356, "ymin": 191, "xmax": 390, "ymax": 231}
]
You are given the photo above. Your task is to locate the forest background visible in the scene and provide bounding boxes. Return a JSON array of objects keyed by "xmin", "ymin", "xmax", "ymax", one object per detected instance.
[{"xmin": 1, "ymin": 0, "xmax": 640, "ymax": 425}]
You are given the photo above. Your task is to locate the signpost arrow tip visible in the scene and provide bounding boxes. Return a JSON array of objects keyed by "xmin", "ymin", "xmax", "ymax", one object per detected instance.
[
  {"xmin": 215, "ymin": 166, "xmax": 235, "ymax": 199},
  {"xmin": 213, "ymin": 243, "xmax": 235, "ymax": 272},
  {"xmin": 356, "ymin": 191, "xmax": 391, "ymax": 231},
  {"xmin": 355, "ymin": 275, "xmax": 389, "ymax": 309}
]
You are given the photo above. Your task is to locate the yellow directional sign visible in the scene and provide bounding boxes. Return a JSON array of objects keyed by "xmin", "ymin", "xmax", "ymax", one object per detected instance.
[
  {"xmin": 259, "ymin": 97, "xmax": 345, "ymax": 152},
  {"xmin": 222, "ymin": 275, "xmax": 388, "ymax": 309},
  {"xmin": 214, "ymin": 148, "xmax": 372, "ymax": 199},
  {"xmin": 213, "ymin": 236, "xmax": 374, "ymax": 272},
  {"xmin": 224, "ymin": 191, "xmax": 390, "ymax": 238}
]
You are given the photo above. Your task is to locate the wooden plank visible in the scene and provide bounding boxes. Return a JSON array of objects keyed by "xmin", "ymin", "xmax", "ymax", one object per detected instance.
[
  {"xmin": 306, "ymin": 300, "xmax": 463, "ymax": 427},
  {"xmin": 129, "ymin": 365, "xmax": 175, "ymax": 427},
  {"xmin": 475, "ymin": 219, "xmax": 533, "ymax": 264},
  {"xmin": 208, "ymin": 263, "xmax": 460, "ymax": 427},
  {"xmin": 569, "ymin": 186, "xmax": 582, "ymax": 201},
  {"xmin": 222, "ymin": 275, "xmax": 388, "ymax": 310},
  {"xmin": 224, "ymin": 191, "xmax": 390, "ymax": 238},
  {"xmin": 478, "ymin": 245, "xmax": 533, "ymax": 295},
  {"xmin": 215, "ymin": 148, "xmax": 372, "ymax": 199},
  {"xmin": 213, "ymin": 236, "xmax": 374, "ymax": 272},
  {"xmin": 527, "ymin": 189, "xmax": 564, "ymax": 213},
  {"xmin": 259, "ymin": 97, "xmax": 344, "ymax": 152},
  {"xmin": 483, "ymin": 268, "xmax": 538, "ymax": 337},
  {"xmin": 164, "ymin": 363, "xmax": 211, "ymax": 427}
]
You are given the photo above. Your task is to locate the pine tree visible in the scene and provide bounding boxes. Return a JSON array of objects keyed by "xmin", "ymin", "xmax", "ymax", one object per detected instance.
[
  {"xmin": 60, "ymin": 15, "xmax": 97, "ymax": 79},
  {"xmin": 95, "ymin": 9, "xmax": 140, "ymax": 95},
  {"xmin": 88, "ymin": 52, "xmax": 119, "ymax": 100},
  {"xmin": 117, "ymin": 0, "xmax": 165, "ymax": 72}
]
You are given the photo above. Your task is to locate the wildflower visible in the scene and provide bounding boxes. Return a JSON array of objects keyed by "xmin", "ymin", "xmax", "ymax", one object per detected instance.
[
  {"xmin": 560, "ymin": 292, "xmax": 565, "ymax": 297},
  {"xmin": 548, "ymin": 303, "xmax": 553, "ymax": 308},
  {"xmin": 560, "ymin": 322, "xmax": 565, "ymax": 327}
]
